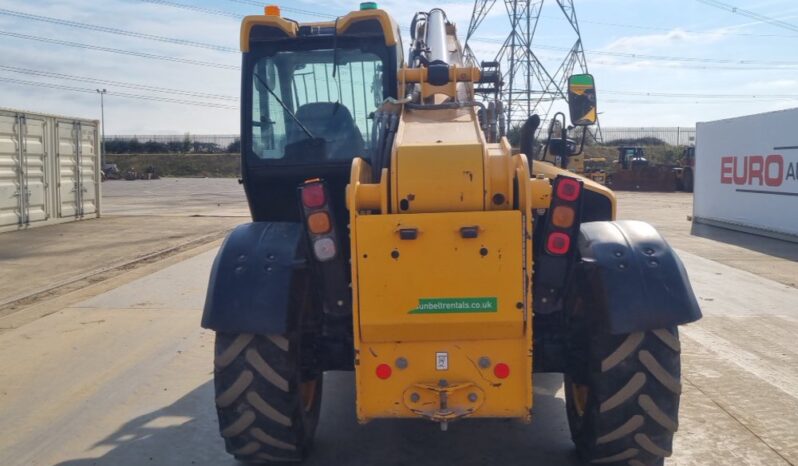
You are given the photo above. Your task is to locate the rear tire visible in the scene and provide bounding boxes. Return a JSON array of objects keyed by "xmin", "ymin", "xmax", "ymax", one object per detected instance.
[
  {"xmin": 565, "ymin": 328, "xmax": 681, "ymax": 466},
  {"xmin": 214, "ymin": 332, "xmax": 322, "ymax": 464}
]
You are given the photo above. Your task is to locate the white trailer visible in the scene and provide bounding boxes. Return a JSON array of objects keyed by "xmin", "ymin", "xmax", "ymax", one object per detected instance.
[
  {"xmin": 694, "ymin": 107, "xmax": 798, "ymax": 242},
  {"xmin": 0, "ymin": 107, "xmax": 101, "ymax": 233}
]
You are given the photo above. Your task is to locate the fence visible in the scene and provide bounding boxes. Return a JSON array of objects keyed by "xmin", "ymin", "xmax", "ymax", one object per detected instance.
[
  {"xmin": 103, "ymin": 127, "xmax": 697, "ymax": 154},
  {"xmin": 596, "ymin": 127, "xmax": 696, "ymax": 147}
]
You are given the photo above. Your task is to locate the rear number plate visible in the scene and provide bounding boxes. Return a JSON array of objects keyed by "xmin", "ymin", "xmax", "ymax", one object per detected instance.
[{"xmin": 436, "ymin": 352, "xmax": 448, "ymax": 371}]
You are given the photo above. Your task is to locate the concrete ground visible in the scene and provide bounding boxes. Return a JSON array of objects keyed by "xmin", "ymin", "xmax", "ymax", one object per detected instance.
[
  {"xmin": 0, "ymin": 179, "xmax": 797, "ymax": 466},
  {"xmin": 615, "ymin": 192, "xmax": 798, "ymax": 288},
  {"xmin": 0, "ymin": 179, "xmax": 248, "ymax": 322},
  {"xmin": 101, "ymin": 178, "xmax": 248, "ymax": 217}
]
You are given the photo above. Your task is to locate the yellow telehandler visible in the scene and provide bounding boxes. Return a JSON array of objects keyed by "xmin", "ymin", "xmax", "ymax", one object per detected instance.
[{"xmin": 202, "ymin": 4, "xmax": 701, "ymax": 465}]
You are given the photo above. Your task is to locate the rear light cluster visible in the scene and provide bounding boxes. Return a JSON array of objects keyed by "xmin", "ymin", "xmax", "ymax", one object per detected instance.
[
  {"xmin": 533, "ymin": 176, "xmax": 584, "ymax": 312},
  {"xmin": 299, "ymin": 180, "xmax": 338, "ymax": 262},
  {"xmin": 544, "ymin": 177, "xmax": 582, "ymax": 255}
]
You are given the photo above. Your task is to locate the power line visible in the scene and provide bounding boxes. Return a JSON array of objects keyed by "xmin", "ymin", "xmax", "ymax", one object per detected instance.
[
  {"xmin": 4, "ymin": 2, "xmax": 793, "ymax": 76},
  {"xmin": 552, "ymin": 15, "xmax": 798, "ymax": 39},
  {"xmin": 526, "ymin": 53, "xmax": 798, "ymax": 71},
  {"xmin": 185, "ymin": 0, "xmax": 798, "ymax": 40},
  {"xmin": 0, "ymin": 30, "xmax": 239, "ymax": 70},
  {"xmin": 589, "ymin": 59, "xmax": 798, "ymax": 71},
  {"xmin": 0, "ymin": 65, "xmax": 237, "ymax": 101},
  {"xmin": 472, "ymin": 38, "xmax": 798, "ymax": 66},
  {"xmin": 463, "ymin": 29, "xmax": 798, "ymax": 66},
  {"xmin": 151, "ymin": 0, "xmax": 798, "ymax": 68},
  {"xmin": 603, "ymin": 89, "xmax": 798, "ymax": 100},
  {"xmin": 224, "ymin": 0, "xmax": 336, "ymax": 19},
  {"xmin": 0, "ymin": 7, "xmax": 238, "ymax": 53},
  {"xmin": 4, "ymin": 70, "xmax": 789, "ymax": 111},
  {"xmin": 572, "ymin": 45, "xmax": 798, "ymax": 66},
  {"xmin": 139, "ymin": 0, "xmax": 242, "ymax": 19},
  {"xmin": 4, "ymin": 55, "xmax": 792, "ymax": 110},
  {"xmin": 696, "ymin": 0, "xmax": 798, "ymax": 33},
  {"xmin": 0, "ymin": 75, "xmax": 239, "ymax": 109},
  {"xmin": 603, "ymin": 98, "xmax": 796, "ymax": 105}
]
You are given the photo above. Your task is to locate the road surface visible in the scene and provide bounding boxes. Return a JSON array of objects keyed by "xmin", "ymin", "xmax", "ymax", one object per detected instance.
[{"xmin": 0, "ymin": 180, "xmax": 796, "ymax": 465}]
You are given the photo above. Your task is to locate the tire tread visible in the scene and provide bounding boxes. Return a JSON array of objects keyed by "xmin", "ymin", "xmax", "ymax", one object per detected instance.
[
  {"xmin": 213, "ymin": 332, "xmax": 321, "ymax": 464},
  {"xmin": 567, "ymin": 328, "xmax": 682, "ymax": 466}
]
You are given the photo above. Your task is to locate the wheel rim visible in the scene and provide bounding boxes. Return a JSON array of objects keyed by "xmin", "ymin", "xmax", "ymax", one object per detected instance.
[
  {"xmin": 299, "ymin": 380, "xmax": 317, "ymax": 412},
  {"xmin": 571, "ymin": 383, "xmax": 589, "ymax": 417}
]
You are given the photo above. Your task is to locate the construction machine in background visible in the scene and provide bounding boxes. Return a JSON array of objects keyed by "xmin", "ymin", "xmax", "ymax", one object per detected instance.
[
  {"xmin": 607, "ymin": 146, "xmax": 696, "ymax": 192},
  {"xmin": 570, "ymin": 154, "xmax": 608, "ymax": 185},
  {"xmin": 608, "ymin": 146, "xmax": 669, "ymax": 191},
  {"xmin": 617, "ymin": 146, "xmax": 649, "ymax": 170},
  {"xmin": 201, "ymin": 4, "xmax": 701, "ymax": 465}
]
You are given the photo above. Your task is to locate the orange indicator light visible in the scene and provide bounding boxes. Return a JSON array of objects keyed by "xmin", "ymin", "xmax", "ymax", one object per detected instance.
[
  {"xmin": 552, "ymin": 205, "xmax": 575, "ymax": 228},
  {"xmin": 307, "ymin": 211, "xmax": 331, "ymax": 235}
]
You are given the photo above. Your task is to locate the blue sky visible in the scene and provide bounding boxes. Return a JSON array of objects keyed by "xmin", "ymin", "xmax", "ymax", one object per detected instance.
[{"xmin": 0, "ymin": 0, "xmax": 797, "ymax": 134}]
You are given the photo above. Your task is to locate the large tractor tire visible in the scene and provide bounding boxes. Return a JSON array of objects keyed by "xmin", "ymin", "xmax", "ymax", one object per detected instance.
[
  {"xmin": 565, "ymin": 328, "xmax": 682, "ymax": 466},
  {"xmin": 214, "ymin": 332, "xmax": 322, "ymax": 464},
  {"xmin": 213, "ymin": 277, "xmax": 323, "ymax": 465}
]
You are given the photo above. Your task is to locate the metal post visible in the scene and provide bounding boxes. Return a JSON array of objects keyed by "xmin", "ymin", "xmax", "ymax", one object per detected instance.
[
  {"xmin": 15, "ymin": 114, "xmax": 29, "ymax": 226},
  {"xmin": 96, "ymin": 89, "xmax": 107, "ymax": 165}
]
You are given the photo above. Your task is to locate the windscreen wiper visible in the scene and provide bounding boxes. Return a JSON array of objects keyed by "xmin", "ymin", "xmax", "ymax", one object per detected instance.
[{"xmin": 253, "ymin": 72, "xmax": 314, "ymax": 139}]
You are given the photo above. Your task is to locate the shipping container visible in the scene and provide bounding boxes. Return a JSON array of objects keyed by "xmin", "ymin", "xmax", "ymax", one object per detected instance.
[
  {"xmin": 0, "ymin": 107, "xmax": 101, "ymax": 233},
  {"xmin": 694, "ymin": 107, "xmax": 798, "ymax": 242}
]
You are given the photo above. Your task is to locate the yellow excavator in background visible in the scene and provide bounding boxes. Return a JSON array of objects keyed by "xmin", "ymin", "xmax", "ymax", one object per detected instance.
[
  {"xmin": 570, "ymin": 154, "xmax": 608, "ymax": 185},
  {"xmin": 201, "ymin": 4, "xmax": 701, "ymax": 465}
]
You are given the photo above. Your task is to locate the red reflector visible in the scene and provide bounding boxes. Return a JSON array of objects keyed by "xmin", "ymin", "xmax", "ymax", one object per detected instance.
[
  {"xmin": 302, "ymin": 183, "xmax": 326, "ymax": 208},
  {"xmin": 547, "ymin": 232, "xmax": 571, "ymax": 255},
  {"xmin": 376, "ymin": 363, "xmax": 392, "ymax": 380},
  {"xmin": 494, "ymin": 363, "xmax": 510, "ymax": 379},
  {"xmin": 556, "ymin": 178, "xmax": 581, "ymax": 202}
]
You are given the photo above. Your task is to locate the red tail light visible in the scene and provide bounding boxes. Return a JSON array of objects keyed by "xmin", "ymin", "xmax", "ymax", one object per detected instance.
[
  {"xmin": 556, "ymin": 177, "xmax": 581, "ymax": 201},
  {"xmin": 546, "ymin": 232, "xmax": 571, "ymax": 255},
  {"xmin": 301, "ymin": 183, "xmax": 326, "ymax": 208},
  {"xmin": 376, "ymin": 363, "xmax": 392, "ymax": 380},
  {"xmin": 494, "ymin": 363, "xmax": 510, "ymax": 379}
]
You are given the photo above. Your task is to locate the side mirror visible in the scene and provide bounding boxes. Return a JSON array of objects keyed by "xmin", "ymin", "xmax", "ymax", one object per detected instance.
[{"xmin": 568, "ymin": 74, "xmax": 597, "ymax": 126}]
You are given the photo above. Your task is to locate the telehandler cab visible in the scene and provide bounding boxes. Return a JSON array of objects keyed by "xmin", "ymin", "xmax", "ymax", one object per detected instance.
[{"xmin": 202, "ymin": 4, "xmax": 701, "ymax": 465}]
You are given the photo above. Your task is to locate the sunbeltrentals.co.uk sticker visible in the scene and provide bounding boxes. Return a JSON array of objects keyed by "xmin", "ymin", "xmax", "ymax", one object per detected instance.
[{"xmin": 409, "ymin": 297, "xmax": 498, "ymax": 314}]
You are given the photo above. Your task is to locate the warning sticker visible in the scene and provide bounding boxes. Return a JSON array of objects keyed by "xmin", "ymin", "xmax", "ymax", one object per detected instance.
[{"xmin": 409, "ymin": 297, "xmax": 498, "ymax": 314}]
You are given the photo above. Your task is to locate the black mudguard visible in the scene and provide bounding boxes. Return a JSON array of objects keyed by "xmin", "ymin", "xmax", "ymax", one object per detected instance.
[
  {"xmin": 201, "ymin": 222, "xmax": 306, "ymax": 335},
  {"xmin": 572, "ymin": 220, "xmax": 702, "ymax": 334}
]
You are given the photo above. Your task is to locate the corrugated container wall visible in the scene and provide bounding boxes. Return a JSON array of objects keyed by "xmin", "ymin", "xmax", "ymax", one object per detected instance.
[{"xmin": 0, "ymin": 108, "xmax": 101, "ymax": 233}]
